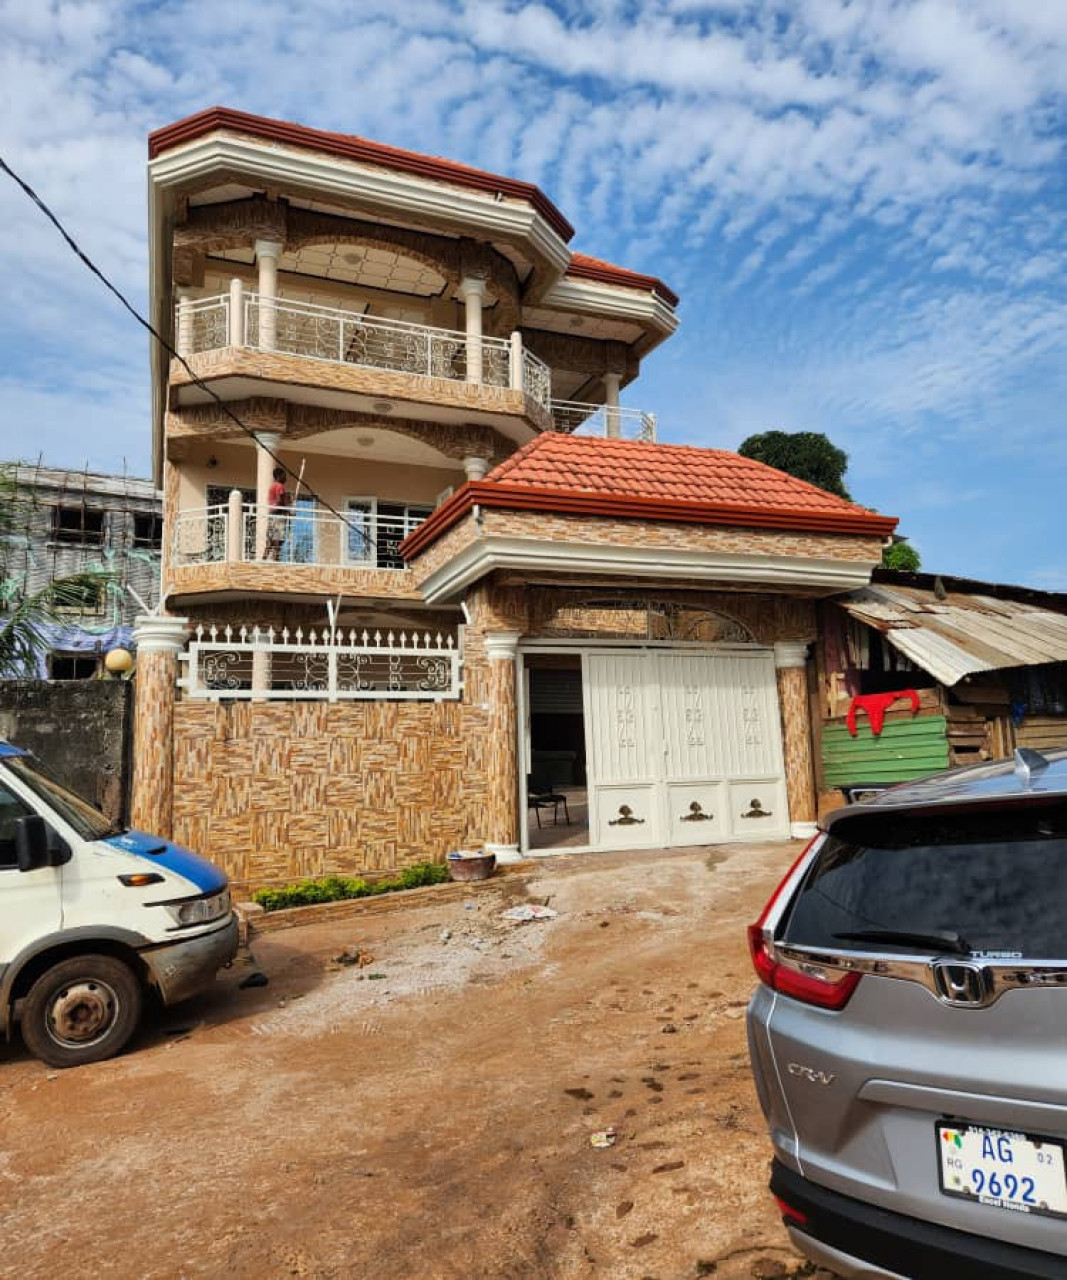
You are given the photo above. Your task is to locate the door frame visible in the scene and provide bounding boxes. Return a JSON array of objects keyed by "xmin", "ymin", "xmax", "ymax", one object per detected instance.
[{"xmin": 516, "ymin": 638, "xmax": 774, "ymax": 857}]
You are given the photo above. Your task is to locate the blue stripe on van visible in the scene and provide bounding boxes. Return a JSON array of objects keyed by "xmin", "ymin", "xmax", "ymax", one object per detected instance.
[{"xmin": 103, "ymin": 830, "xmax": 228, "ymax": 895}]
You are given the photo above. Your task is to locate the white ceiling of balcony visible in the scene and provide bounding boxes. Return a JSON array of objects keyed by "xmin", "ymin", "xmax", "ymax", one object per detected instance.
[
  {"xmin": 213, "ymin": 244, "xmax": 446, "ymax": 295},
  {"xmin": 285, "ymin": 426, "xmax": 460, "ymax": 469},
  {"xmin": 523, "ymin": 306, "xmax": 644, "ymax": 343}
]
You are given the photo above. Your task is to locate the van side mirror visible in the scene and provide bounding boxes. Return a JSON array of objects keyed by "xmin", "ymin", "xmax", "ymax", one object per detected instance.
[{"xmin": 14, "ymin": 815, "xmax": 70, "ymax": 872}]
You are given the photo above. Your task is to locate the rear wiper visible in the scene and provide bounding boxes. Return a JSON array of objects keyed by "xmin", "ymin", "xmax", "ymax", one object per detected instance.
[{"xmin": 832, "ymin": 928, "xmax": 971, "ymax": 955}]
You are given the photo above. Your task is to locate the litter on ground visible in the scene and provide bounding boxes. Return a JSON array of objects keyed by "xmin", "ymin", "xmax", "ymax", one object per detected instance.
[
  {"xmin": 501, "ymin": 904, "xmax": 558, "ymax": 923},
  {"xmin": 590, "ymin": 1127, "xmax": 617, "ymax": 1149}
]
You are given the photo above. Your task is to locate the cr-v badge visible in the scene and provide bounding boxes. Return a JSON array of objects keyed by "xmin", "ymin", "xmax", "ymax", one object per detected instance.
[{"xmin": 788, "ymin": 1062, "xmax": 835, "ymax": 1085}]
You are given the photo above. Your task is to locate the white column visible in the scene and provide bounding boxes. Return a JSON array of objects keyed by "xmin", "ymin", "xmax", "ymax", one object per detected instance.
[
  {"xmin": 463, "ymin": 456, "xmax": 490, "ymax": 482},
  {"xmin": 458, "ymin": 277, "xmax": 487, "ymax": 385},
  {"xmin": 254, "ymin": 239, "xmax": 283, "ymax": 350},
  {"xmin": 175, "ymin": 287, "xmax": 195, "ymax": 358},
  {"xmin": 603, "ymin": 372, "xmax": 621, "ymax": 439},
  {"xmin": 226, "ymin": 488, "xmax": 244, "ymax": 562},
  {"xmin": 228, "ymin": 277, "xmax": 245, "ymax": 347},
  {"xmin": 508, "ymin": 331, "xmax": 523, "ymax": 391},
  {"xmin": 254, "ymin": 430, "xmax": 281, "ymax": 561}
]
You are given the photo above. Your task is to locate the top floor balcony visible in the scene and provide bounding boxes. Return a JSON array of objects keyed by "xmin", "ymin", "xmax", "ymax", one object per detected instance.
[
  {"xmin": 173, "ymin": 288, "xmax": 553, "ymax": 427},
  {"xmin": 549, "ymin": 400, "xmax": 656, "ymax": 442}
]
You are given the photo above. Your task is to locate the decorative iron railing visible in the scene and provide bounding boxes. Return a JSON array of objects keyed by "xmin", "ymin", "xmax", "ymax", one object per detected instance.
[
  {"xmin": 550, "ymin": 400, "xmax": 657, "ymax": 441},
  {"xmin": 172, "ymin": 504, "xmax": 427, "ymax": 571},
  {"xmin": 180, "ymin": 624, "xmax": 462, "ymax": 702},
  {"xmin": 177, "ymin": 291, "xmax": 552, "ymax": 409}
]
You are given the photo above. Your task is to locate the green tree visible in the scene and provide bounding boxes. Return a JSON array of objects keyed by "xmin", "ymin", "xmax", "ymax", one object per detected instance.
[
  {"xmin": 738, "ymin": 430, "xmax": 851, "ymax": 500},
  {"xmin": 0, "ymin": 465, "xmax": 113, "ymax": 677},
  {"xmin": 881, "ymin": 540, "xmax": 922, "ymax": 572}
]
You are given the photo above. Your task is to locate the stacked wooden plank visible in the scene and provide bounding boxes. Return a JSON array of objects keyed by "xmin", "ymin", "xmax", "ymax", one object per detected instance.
[{"xmin": 821, "ymin": 690, "xmax": 950, "ymax": 787}]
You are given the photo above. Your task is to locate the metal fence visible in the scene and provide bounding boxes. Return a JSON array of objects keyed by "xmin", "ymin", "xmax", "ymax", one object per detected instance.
[{"xmin": 180, "ymin": 624, "xmax": 463, "ymax": 702}]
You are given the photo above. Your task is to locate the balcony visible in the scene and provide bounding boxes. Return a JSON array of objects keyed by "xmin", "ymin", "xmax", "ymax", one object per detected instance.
[
  {"xmin": 168, "ymin": 501, "xmax": 429, "ymax": 601},
  {"xmin": 550, "ymin": 400, "xmax": 656, "ymax": 442},
  {"xmin": 175, "ymin": 292, "xmax": 553, "ymax": 425}
]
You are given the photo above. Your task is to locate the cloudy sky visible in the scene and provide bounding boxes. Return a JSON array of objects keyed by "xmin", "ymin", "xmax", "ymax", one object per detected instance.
[{"xmin": 1, "ymin": 0, "xmax": 1065, "ymax": 586}]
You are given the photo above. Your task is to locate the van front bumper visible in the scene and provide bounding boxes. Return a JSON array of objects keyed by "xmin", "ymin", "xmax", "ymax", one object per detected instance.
[{"xmin": 141, "ymin": 915, "xmax": 239, "ymax": 1005}]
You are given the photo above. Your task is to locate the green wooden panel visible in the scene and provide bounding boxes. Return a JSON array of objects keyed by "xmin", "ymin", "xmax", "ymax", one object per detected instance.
[{"xmin": 822, "ymin": 714, "xmax": 949, "ymax": 787}]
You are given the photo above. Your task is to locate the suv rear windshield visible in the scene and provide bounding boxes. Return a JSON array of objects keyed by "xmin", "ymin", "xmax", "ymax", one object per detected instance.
[{"xmin": 782, "ymin": 803, "xmax": 1067, "ymax": 960}]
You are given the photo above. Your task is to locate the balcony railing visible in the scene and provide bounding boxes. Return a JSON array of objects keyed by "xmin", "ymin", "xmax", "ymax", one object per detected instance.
[
  {"xmin": 550, "ymin": 400, "xmax": 656, "ymax": 442},
  {"xmin": 173, "ymin": 503, "xmax": 426, "ymax": 571},
  {"xmin": 177, "ymin": 292, "xmax": 552, "ymax": 410}
]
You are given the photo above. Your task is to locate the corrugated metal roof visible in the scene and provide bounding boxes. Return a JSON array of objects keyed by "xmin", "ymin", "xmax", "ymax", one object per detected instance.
[{"xmin": 839, "ymin": 584, "xmax": 1067, "ymax": 686}]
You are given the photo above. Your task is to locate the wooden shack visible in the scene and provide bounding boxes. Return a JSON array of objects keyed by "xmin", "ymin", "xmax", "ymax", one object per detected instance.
[{"xmin": 815, "ymin": 569, "xmax": 1067, "ymax": 815}]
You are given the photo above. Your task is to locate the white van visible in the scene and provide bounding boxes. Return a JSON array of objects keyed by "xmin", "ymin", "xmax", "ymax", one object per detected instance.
[{"xmin": 0, "ymin": 741, "xmax": 238, "ymax": 1068}]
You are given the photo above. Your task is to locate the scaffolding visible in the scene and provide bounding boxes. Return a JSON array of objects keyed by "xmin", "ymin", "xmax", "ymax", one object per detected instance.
[{"xmin": 0, "ymin": 457, "xmax": 163, "ymax": 676}]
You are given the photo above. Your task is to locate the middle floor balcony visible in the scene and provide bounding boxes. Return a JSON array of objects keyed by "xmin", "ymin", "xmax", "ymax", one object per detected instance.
[
  {"xmin": 169, "ymin": 498, "xmax": 431, "ymax": 602},
  {"xmin": 173, "ymin": 289, "xmax": 553, "ymax": 433}
]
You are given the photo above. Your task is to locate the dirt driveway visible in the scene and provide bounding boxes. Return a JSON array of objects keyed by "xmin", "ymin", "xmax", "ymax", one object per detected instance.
[{"xmin": 0, "ymin": 841, "xmax": 825, "ymax": 1280}]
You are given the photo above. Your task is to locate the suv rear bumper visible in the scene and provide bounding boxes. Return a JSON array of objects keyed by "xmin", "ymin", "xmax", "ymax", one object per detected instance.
[{"xmin": 771, "ymin": 1160, "xmax": 1067, "ymax": 1280}]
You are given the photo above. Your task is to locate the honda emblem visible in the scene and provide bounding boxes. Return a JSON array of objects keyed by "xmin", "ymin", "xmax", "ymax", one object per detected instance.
[{"xmin": 931, "ymin": 961, "xmax": 992, "ymax": 1008}]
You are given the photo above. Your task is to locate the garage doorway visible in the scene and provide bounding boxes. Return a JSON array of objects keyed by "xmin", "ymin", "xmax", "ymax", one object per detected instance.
[
  {"xmin": 518, "ymin": 642, "xmax": 791, "ymax": 856},
  {"xmin": 523, "ymin": 655, "xmax": 590, "ymax": 851}
]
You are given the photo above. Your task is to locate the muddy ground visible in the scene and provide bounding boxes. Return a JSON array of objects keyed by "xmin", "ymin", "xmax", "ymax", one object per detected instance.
[{"xmin": 0, "ymin": 841, "xmax": 832, "ymax": 1280}]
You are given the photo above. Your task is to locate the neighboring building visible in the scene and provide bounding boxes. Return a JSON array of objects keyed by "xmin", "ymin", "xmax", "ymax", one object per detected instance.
[
  {"xmin": 0, "ymin": 463, "xmax": 162, "ymax": 677},
  {"xmin": 814, "ymin": 568, "xmax": 1067, "ymax": 813},
  {"xmin": 135, "ymin": 107, "xmax": 897, "ymax": 893}
]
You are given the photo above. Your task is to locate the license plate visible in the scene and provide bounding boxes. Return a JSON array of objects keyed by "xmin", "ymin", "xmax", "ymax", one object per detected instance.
[{"xmin": 937, "ymin": 1122, "xmax": 1067, "ymax": 1220}]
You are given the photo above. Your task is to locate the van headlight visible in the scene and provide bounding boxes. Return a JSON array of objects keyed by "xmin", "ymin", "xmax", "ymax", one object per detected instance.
[{"xmin": 167, "ymin": 889, "xmax": 230, "ymax": 928}]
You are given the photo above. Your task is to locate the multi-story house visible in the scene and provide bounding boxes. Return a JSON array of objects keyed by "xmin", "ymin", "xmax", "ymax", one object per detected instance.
[
  {"xmin": 134, "ymin": 108, "xmax": 896, "ymax": 893},
  {"xmin": 1, "ymin": 462, "xmax": 161, "ymax": 677}
]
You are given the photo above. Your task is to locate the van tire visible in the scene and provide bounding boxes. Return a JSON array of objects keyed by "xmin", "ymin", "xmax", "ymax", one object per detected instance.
[{"xmin": 20, "ymin": 955, "xmax": 143, "ymax": 1068}]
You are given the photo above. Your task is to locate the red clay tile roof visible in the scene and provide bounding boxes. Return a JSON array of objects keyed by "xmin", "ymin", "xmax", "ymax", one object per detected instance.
[
  {"xmin": 402, "ymin": 434, "xmax": 897, "ymax": 560},
  {"xmin": 564, "ymin": 253, "xmax": 679, "ymax": 308}
]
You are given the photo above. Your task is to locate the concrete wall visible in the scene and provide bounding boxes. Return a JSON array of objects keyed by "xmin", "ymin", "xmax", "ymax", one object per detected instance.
[{"xmin": 0, "ymin": 680, "xmax": 131, "ymax": 823}]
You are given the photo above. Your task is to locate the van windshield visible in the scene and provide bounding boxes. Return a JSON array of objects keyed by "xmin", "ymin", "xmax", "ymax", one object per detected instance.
[
  {"xmin": 783, "ymin": 802, "xmax": 1067, "ymax": 961},
  {"xmin": 4, "ymin": 756, "xmax": 120, "ymax": 842}
]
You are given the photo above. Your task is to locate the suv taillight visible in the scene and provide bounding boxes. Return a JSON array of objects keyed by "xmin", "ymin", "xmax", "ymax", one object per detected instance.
[{"xmin": 748, "ymin": 838, "xmax": 861, "ymax": 1011}]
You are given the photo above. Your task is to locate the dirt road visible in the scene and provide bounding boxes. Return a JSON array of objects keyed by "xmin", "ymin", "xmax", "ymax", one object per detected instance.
[{"xmin": 1, "ymin": 842, "xmax": 821, "ymax": 1280}]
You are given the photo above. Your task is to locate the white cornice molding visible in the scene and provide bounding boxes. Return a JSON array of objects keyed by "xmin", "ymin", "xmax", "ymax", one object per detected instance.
[
  {"xmin": 483, "ymin": 629, "xmax": 523, "ymax": 661},
  {"xmin": 149, "ymin": 136, "xmax": 573, "ymax": 276},
  {"xmin": 419, "ymin": 536, "xmax": 878, "ymax": 604},
  {"xmin": 541, "ymin": 277, "xmax": 679, "ymax": 335}
]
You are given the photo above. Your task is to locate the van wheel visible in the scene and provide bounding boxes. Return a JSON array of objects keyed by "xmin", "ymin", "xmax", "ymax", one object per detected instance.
[{"xmin": 20, "ymin": 955, "xmax": 143, "ymax": 1069}]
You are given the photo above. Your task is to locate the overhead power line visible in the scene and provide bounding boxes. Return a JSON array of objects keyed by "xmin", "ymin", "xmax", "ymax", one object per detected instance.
[{"xmin": 0, "ymin": 154, "xmax": 381, "ymax": 552}]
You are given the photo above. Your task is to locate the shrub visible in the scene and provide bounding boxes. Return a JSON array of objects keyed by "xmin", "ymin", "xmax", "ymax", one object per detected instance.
[{"xmin": 252, "ymin": 861, "xmax": 449, "ymax": 912}]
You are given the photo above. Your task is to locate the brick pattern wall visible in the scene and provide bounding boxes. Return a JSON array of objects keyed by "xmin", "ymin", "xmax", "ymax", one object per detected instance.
[{"xmin": 776, "ymin": 664, "xmax": 817, "ymax": 827}]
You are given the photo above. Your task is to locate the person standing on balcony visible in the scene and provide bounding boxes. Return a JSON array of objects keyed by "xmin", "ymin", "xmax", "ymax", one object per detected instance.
[{"xmin": 266, "ymin": 466, "xmax": 290, "ymax": 561}]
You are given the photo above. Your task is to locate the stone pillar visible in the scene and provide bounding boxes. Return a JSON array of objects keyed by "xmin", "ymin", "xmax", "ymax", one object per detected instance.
[
  {"xmin": 228, "ymin": 277, "xmax": 245, "ymax": 347},
  {"xmin": 774, "ymin": 641, "xmax": 818, "ymax": 839},
  {"xmin": 463, "ymin": 455, "xmax": 490, "ymax": 482},
  {"xmin": 130, "ymin": 615, "xmax": 189, "ymax": 839},
  {"xmin": 603, "ymin": 371, "xmax": 621, "ymax": 438},
  {"xmin": 254, "ymin": 238, "xmax": 283, "ymax": 350},
  {"xmin": 458, "ymin": 276, "xmax": 487, "ymax": 384},
  {"xmin": 254, "ymin": 430, "xmax": 281, "ymax": 561},
  {"xmin": 175, "ymin": 287, "xmax": 195, "ymax": 358},
  {"xmin": 483, "ymin": 629, "xmax": 522, "ymax": 863}
]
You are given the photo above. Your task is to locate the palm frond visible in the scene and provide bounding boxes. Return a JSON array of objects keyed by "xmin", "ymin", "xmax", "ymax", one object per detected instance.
[{"xmin": 0, "ymin": 571, "xmax": 114, "ymax": 677}]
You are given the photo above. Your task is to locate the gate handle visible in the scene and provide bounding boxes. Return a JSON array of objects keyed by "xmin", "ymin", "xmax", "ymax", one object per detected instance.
[{"xmin": 741, "ymin": 798, "xmax": 772, "ymax": 818}]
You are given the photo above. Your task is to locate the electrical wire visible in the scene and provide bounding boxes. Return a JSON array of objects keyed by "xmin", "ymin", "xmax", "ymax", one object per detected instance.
[{"xmin": 0, "ymin": 153, "xmax": 383, "ymax": 553}]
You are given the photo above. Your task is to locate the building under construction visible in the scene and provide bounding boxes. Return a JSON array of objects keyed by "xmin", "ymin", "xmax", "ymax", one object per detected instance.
[{"xmin": 0, "ymin": 461, "xmax": 162, "ymax": 677}]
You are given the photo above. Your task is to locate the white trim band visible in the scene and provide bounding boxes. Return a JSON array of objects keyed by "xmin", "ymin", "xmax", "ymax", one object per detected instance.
[{"xmin": 419, "ymin": 536, "xmax": 879, "ymax": 603}]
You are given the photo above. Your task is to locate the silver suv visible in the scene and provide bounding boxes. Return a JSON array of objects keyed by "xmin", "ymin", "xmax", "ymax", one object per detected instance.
[{"xmin": 747, "ymin": 749, "xmax": 1067, "ymax": 1279}]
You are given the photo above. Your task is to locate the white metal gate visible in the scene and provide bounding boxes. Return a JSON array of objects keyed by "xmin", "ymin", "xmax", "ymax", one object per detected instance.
[{"xmin": 583, "ymin": 649, "xmax": 789, "ymax": 849}]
